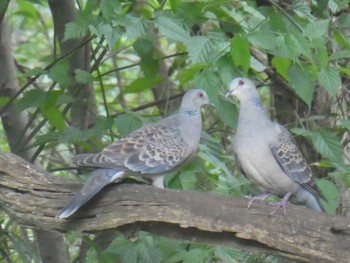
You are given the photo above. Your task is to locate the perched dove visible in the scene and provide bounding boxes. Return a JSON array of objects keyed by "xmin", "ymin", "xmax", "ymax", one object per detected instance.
[
  {"xmin": 225, "ymin": 77, "xmax": 324, "ymax": 213},
  {"xmin": 58, "ymin": 89, "xmax": 211, "ymax": 218}
]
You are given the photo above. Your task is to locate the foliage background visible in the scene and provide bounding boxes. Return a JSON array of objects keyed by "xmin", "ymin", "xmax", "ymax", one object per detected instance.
[{"xmin": 0, "ymin": 0, "xmax": 349, "ymax": 262}]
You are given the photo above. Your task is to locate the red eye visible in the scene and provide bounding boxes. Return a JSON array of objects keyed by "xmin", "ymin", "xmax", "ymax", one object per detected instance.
[{"xmin": 239, "ymin": 79, "xmax": 244, "ymax": 85}]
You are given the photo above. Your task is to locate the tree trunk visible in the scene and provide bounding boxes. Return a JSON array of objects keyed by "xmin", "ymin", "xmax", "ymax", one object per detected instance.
[
  {"xmin": 0, "ymin": 152, "xmax": 349, "ymax": 263},
  {"xmin": 48, "ymin": 0, "xmax": 98, "ymax": 153}
]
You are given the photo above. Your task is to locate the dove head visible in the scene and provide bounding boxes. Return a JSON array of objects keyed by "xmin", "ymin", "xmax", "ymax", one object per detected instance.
[
  {"xmin": 180, "ymin": 89, "xmax": 211, "ymax": 114},
  {"xmin": 225, "ymin": 77, "xmax": 259, "ymax": 103}
]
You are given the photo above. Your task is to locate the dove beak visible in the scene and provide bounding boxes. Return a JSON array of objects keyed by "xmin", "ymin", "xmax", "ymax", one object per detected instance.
[{"xmin": 225, "ymin": 89, "xmax": 234, "ymax": 98}]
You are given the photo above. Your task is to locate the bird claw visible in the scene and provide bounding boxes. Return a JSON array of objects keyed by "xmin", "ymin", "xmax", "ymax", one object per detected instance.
[
  {"xmin": 268, "ymin": 192, "xmax": 292, "ymax": 216},
  {"xmin": 245, "ymin": 193, "xmax": 271, "ymax": 208}
]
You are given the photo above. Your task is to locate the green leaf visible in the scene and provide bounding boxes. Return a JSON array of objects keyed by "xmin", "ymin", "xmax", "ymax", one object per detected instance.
[
  {"xmin": 123, "ymin": 76, "xmax": 162, "ymax": 94},
  {"xmin": 318, "ymin": 66, "xmax": 341, "ymax": 96},
  {"xmin": 217, "ymin": 55, "xmax": 241, "ymax": 85},
  {"xmin": 179, "ymin": 63, "xmax": 210, "ymax": 84},
  {"xmin": 329, "ymin": 50, "xmax": 350, "ymax": 61},
  {"xmin": 167, "ymin": 248, "xmax": 210, "ymax": 263},
  {"xmin": 291, "ymin": 31, "xmax": 313, "ymax": 60},
  {"xmin": 287, "ymin": 63, "xmax": 315, "ymax": 106},
  {"xmin": 193, "ymin": 70, "xmax": 220, "ymax": 105},
  {"xmin": 0, "ymin": 97, "xmax": 9, "ymax": 107},
  {"xmin": 271, "ymin": 57, "xmax": 291, "ymax": 80},
  {"xmin": 114, "ymin": 113, "xmax": 144, "ymax": 136},
  {"xmin": 311, "ymin": 130, "xmax": 343, "ymax": 162},
  {"xmin": 275, "ymin": 35, "xmax": 298, "ymax": 60},
  {"xmin": 304, "ymin": 19, "xmax": 329, "ymax": 39},
  {"xmin": 133, "ymin": 37, "xmax": 154, "ymax": 58},
  {"xmin": 23, "ymin": 67, "xmax": 45, "ymax": 78},
  {"xmin": 338, "ymin": 66, "xmax": 350, "ymax": 76},
  {"xmin": 340, "ymin": 119, "xmax": 350, "ymax": 130},
  {"xmin": 217, "ymin": 96, "xmax": 238, "ymax": 128},
  {"xmin": 290, "ymin": 127, "xmax": 313, "ymax": 137},
  {"xmin": 333, "ymin": 30, "xmax": 350, "ymax": 49},
  {"xmin": 35, "ymin": 131, "xmax": 59, "ymax": 145},
  {"xmin": 88, "ymin": 117, "xmax": 114, "ymax": 138},
  {"xmin": 230, "ymin": 34, "xmax": 250, "ymax": 75},
  {"xmin": 248, "ymin": 31, "xmax": 277, "ymax": 52},
  {"xmin": 100, "ymin": 0, "xmax": 120, "ymax": 19},
  {"xmin": 90, "ymin": 23, "xmax": 122, "ymax": 48},
  {"xmin": 316, "ymin": 179, "xmax": 339, "ymax": 214},
  {"xmin": 312, "ymin": 38, "xmax": 328, "ymax": 68},
  {"xmin": 40, "ymin": 90, "xmax": 66, "ymax": 131},
  {"xmin": 155, "ymin": 13, "xmax": 189, "ymax": 43},
  {"xmin": 48, "ymin": 60, "xmax": 71, "ymax": 88},
  {"xmin": 75, "ymin": 69, "xmax": 94, "ymax": 84},
  {"xmin": 58, "ymin": 126, "xmax": 87, "ymax": 144},
  {"xmin": 198, "ymin": 144, "xmax": 231, "ymax": 177},
  {"xmin": 125, "ymin": 16, "xmax": 151, "ymax": 39},
  {"xmin": 56, "ymin": 94, "xmax": 74, "ymax": 105},
  {"xmin": 18, "ymin": 89, "xmax": 46, "ymax": 110},
  {"xmin": 41, "ymin": 106, "xmax": 66, "ymax": 131},
  {"xmin": 314, "ymin": 160, "xmax": 350, "ymax": 172},
  {"xmin": 186, "ymin": 36, "xmax": 216, "ymax": 63},
  {"xmin": 177, "ymin": 171, "xmax": 197, "ymax": 190},
  {"xmin": 64, "ymin": 19, "xmax": 88, "ymax": 41}
]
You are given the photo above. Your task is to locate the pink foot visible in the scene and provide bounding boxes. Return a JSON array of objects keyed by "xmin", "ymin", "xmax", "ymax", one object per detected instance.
[
  {"xmin": 269, "ymin": 192, "xmax": 292, "ymax": 216},
  {"xmin": 245, "ymin": 193, "xmax": 271, "ymax": 208}
]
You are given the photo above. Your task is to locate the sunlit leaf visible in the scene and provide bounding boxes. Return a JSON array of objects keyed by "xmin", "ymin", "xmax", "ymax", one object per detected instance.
[
  {"xmin": 271, "ymin": 57, "xmax": 291, "ymax": 80},
  {"xmin": 230, "ymin": 34, "xmax": 250, "ymax": 75}
]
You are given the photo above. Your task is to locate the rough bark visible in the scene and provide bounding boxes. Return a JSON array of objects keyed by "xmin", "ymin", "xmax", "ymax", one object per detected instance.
[{"xmin": 0, "ymin": 152, "xmax": 349, "ymax": 263}]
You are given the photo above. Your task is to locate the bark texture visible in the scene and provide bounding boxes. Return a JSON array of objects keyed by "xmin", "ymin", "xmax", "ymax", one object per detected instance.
[{"xmin": 0, "ymin": 152, "xmax": 349, "ymax": 263}]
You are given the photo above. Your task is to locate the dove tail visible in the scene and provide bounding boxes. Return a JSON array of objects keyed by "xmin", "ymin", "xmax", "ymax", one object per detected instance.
[
  {"xmin": 306, "ymin": 192, "xmax": 325, "ymax": 212},
  {"xmin": 292, "ymin": 187, "xmax": 325, "ymax": 212},
  {"xmin": 57, "ymin": 169, "xmax": 125, "ymax": 219}
]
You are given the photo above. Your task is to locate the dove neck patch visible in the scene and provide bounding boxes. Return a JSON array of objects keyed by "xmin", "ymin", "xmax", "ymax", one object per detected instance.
[
  {"xmin": 184, "ymin": 109, "xmax": 198, "ymax": 116},
  {"xmin": 251, "ymin": 96, "xmax": 264, "ymax": 110}
]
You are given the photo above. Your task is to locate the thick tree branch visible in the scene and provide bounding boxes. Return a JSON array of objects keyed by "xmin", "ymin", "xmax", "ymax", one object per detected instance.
[{"xmin": 0, "ymin": 151, "xmax": 349, "ymax": 263}]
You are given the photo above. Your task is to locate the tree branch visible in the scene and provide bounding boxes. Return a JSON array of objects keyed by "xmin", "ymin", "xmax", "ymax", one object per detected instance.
[{"xmin": 0, "ymin": 151, "xmax": 349, "ymax": 263}]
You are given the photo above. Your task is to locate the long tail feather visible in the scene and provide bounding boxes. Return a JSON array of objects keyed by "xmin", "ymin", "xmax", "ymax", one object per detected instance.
[{"xmin": 57, "ymin": 169, "xmax": 125, "ymax": 219}]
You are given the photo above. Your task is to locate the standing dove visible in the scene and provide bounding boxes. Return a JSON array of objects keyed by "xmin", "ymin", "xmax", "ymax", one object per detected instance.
[
  {"xmin": 225, "ymin": 77, "xmax": 324, "ymax": 213},
  {"xmin": 58, "ymin": 89, "xmax": 211, "ymax": 218}
]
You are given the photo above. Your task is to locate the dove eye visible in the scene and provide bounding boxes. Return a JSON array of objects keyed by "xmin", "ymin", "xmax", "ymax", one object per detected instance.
[
  {"xmin": 238, "ymin": 79, "xmax": 245, "ymax": 86},
  {"xmin": 198, "ymin": 92, "xmax": 204, "ymax": 97}
]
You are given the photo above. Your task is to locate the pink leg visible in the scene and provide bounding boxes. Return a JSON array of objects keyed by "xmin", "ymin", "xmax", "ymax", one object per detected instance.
[
  {"xmin": 245, "ymin": 193, "xmax": 271, "ymax": 208},
  {"xmin": 269, "ymin": 192, "xmax": 292, "ymax": 216}
]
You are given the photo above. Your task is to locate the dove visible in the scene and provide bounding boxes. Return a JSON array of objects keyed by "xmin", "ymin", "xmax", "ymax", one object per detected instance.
[
  {"xmin": 225, "ymin": 77, "xmax": 324, "ymax": 214},
  {"xmin": 58, "ymin": 89, "xmax": 211, "ymax": 218}
]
